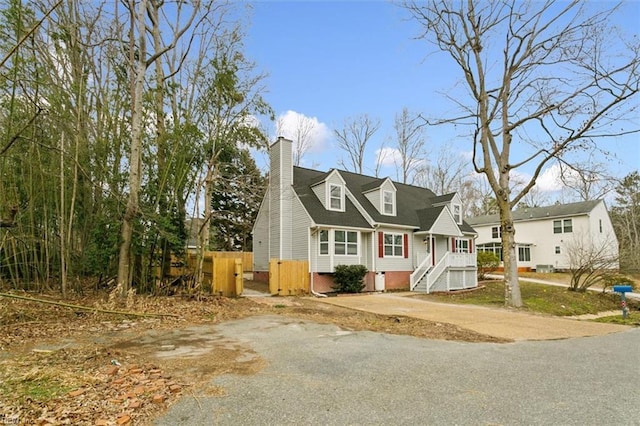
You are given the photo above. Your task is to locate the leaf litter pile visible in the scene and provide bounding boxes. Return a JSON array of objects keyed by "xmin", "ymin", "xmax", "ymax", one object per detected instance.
[{"xmin": 0, "ymin": 286, "xmax": 503, "ymax": 425}]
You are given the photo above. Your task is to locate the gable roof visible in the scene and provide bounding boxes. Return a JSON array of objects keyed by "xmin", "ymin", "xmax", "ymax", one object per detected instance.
[
  {"xmin": 293, "ymin": 167, "xmax": 373, "ymax": 229},
  {"xmin": 293, "ymin": 166, "xmax": 476, "ymax": 234},
  {"xmin": 466, "ymin": 199, "xmax": 602, "ymax": 227}
]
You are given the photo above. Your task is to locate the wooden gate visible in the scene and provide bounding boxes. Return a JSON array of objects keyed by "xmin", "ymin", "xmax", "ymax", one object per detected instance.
[
  {"xmin": 269, "ymin": 260, "xmax": 309, "ymax": 295},
  {"xmin": 188, "ymin": 255, "xmax": 243, "ymax": 297},
  {"xmin": 212, "ymin": 258, "xmax": 243, "ymax": 297}
]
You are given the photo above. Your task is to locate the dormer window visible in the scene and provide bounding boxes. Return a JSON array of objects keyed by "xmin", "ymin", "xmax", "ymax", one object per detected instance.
[
  {"xmin": 329, "ymin": 184, "xmax": 343, "ymax": 211},
  {"xmin": 453, "ymin": 204, "xmax": 462, "ymax": 224},
  {"xmin": 383, "ymin": 190, "xmax": 395, "ymax": 215}
]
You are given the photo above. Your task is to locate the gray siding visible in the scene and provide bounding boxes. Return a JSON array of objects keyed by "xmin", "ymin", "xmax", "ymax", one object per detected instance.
[
  {"xmin": 291, "ymin": 195, "xmax": 311, "ymax": 260},
  {"xmin": 364, "ymin": 190, "xmax": 380, "ymax": 213},
  {"xmin": 253, "ymin": 190, "xmax": 270, "ymax": 271},
  {"xmin": 375, "ymin": 227, "xmax": 413, "ymax": 272},
  {"xmin": 269, "ymin": 138, "xmax": 293, "ymax": 260},
  {"xmin": 311, "ymin": 228, "xmax": 371, "ymax": 273},
  {"xmin": 312, "ymin": 183, "xmax": 326, "ymax": 209},
  {"xmin": 431, "ymin": 209, "xmax": 461, "ymax": 236}
]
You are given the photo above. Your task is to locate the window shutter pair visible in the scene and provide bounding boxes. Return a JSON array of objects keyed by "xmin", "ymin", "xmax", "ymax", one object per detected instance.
[{"xmin": 377, "ymin": 232, "xmax": 408, "ymax": 258}]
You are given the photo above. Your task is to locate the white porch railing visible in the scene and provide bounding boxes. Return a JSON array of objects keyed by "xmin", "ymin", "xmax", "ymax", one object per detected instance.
[
  {"xmin": 412, "ymin": 252, "xmax": 477, "ymax": 293},
  {"xmin": 449, "ymin": 253, "xmax": 476, "ymax": 267},
  {"xmin": 410, "ymin": 255, "xmax": 432, "ymax": 290}
]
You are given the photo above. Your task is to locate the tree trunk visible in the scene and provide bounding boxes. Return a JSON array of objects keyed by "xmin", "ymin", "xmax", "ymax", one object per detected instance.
[
  {"xmin": 500, "ymin": 209, "xmax": 522, "ymax": 307},
  {"xmin": 117, "ymin": 0, "xmax": 147, "ymax": 297}
]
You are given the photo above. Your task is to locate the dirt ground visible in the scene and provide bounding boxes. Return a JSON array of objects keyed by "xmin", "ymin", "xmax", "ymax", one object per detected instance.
[{"xmin": 0, "ymin": 283, "xmax": 504, "ymax": 425}]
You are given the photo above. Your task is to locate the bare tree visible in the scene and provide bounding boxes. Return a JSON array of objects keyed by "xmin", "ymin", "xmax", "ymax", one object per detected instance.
[
  {"xmin": 277, "ymin": 113, "xmax": 316, "ymax": 167},
  {"xmin": 611, "ymin": 172, "xmax": 640, "ymax": 272},
  {"xmin": 393, "ymin": 107, "xmax": 426, "ymax": 184},
  {"xmin": 117, "ymin": 0, "xmax": 199, "ymax": 296},
  {"xmin": 334, "ymin": 114, "xmax": 381, "ymax": 174},
  {"xmin": 565, "ymin": 232, "xmax": 619, "ymax": 292},
  {"xmin": 557, "ymin": 156, "xmax": 615, "ymax": 202},
  {"xmin": 404, "ymin": 0, "xmax": 640, "ymax": 306},
  {"xmin": 413, "ymin": 145, "xmax": 470, "ymax": 194}
]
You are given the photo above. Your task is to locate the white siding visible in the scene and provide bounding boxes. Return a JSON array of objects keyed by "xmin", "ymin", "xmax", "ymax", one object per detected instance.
[{"xmin": 474, "ymin": 201, "xmax": 619, "ymax": 270}]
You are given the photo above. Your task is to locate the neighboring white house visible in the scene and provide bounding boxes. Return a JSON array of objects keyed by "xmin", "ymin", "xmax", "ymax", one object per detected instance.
[
  {"xmin": 252, "ymin": 137, "xmax": 478, "ymax": 294},
  {"xmin": 466, "ymin": 200, "xmax": 619, "ymax": 271}
]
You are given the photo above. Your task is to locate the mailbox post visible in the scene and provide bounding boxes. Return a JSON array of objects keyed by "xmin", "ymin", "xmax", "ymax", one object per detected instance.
[{"xmin": 612, "ymin": 285, "xmax": 633, "ymax": 319}]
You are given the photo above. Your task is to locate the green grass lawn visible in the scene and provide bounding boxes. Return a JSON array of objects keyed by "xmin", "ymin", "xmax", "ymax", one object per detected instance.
[{"xmin": 419, "ymin": 280, "xmax": 640, "ymax": 318}]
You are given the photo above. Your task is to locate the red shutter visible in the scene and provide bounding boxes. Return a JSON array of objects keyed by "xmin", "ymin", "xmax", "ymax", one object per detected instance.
[
  {"xmin": 403, "ymin": 234, "xmax": 409, "ymax": 258},
  {"xmin": 378, "ymin": 232, "xmax": 384, "ymax": 258},
  {"xmin": 469, "ymin": 239, "xmax": 473, "ymax": 253},
  {"xmin": 451, "ymin": 238, "xmax": 456, "ymax": 252}
]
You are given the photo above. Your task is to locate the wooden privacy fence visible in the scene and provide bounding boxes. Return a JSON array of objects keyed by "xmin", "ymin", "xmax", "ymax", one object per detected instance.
[
  {"xmin": 205, "ymin": 251, "xmax": 253, "ymax": 272},
  {"xmin": 188, "ymin": 254, "xmax": 243, "ymax": 297},
  {"xmin": 269, "ymin": 259, "xmax": 310, "ymax": 295}
]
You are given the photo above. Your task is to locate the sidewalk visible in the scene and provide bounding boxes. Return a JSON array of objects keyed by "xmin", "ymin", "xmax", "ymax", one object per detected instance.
[{"xmin": 316, "ymin": 292, "xmax": 631, "ymax": 341}]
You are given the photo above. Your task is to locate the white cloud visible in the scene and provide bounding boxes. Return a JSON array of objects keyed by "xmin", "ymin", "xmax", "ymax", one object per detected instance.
[
  {"xmin": 375, "ymin": 147, "xmax": 402, "ymax": 167},
  {"xmin": 275, "ymin": 110, "xmax": 331, "ymax": 154},
  {"xmin": 533, "ymin": 164, "xmax": 566, "ymax": 192},
  {"xmin": 508, "ymin": 164, "xmax": 567, "ymax": 194}
]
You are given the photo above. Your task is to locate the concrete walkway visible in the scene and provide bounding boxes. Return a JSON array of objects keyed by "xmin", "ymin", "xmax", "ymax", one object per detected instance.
[{"xmin": 316, "ymin": 292, "xmax": 631, "ymax": 341}]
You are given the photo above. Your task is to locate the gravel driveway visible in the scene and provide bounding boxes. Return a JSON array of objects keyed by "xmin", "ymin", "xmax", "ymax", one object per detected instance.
[{"xmin": 156, "ymin": 315, "xmax": 640, "ymax": 425}]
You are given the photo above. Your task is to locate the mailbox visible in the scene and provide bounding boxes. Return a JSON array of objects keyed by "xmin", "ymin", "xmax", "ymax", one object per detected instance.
[{"xmin": 612, "ymin": 285, "xmax": 633, "ymax": 319}]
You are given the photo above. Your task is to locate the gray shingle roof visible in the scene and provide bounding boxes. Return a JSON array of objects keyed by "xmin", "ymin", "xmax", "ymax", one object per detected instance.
[
  {"xmin": 293, "ymin": 167, "xmax": 476, "ymax": 234},
  {"xmin": 466, "ymin": 199, "xmax": 602, "ymax": 226}
]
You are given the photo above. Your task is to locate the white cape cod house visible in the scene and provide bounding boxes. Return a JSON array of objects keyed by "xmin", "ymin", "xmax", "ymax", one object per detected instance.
[
  {"xmin": 467, "ymin": 200, "xmax": 619, "ymax": 272},
  {"xmin": 252, "ymin": 137, "xmax": 478, "ymax": 294}
]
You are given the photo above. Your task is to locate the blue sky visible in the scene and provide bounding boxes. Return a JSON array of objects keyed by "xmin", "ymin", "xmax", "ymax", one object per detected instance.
[{"xmin": 244, "ymin": 1, "xmax": 640, "ymax": 195}]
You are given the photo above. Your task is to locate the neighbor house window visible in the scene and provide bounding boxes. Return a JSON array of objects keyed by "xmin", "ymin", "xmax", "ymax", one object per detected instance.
[
  {"xmin": 319, "ymin": 230, "xmax": 329, "ymax": 255},
  {"xmin": 384, "ymin": 233, "xmax": 404, "ymax": 257},
  {"xmin": 554, "ymin": 219, "xmax": 572, "ymax": 233},
  {"xmin": 553, "ymin": 220, "xmax": 562, "ymax": 234},
  {"xmin": 518, "ymin": 246, "xmax": 531, "ymax": 262},
  {"xmin": 555, "ymin": 246, "xmax": 561, "ymax": 254},
  {"xmin": 491, "ymin": 226, "xmax": 501, "ymax": 239},
  {"xmin": 599, "ymin": 219, "xmax": 602, "ymax": 233},
  {"xmin": 329, "ymin": 184, "xmax": 343, "ymax": 210},
  {"xmin": 383, "ymin": 190, "xmax": 395, "ymax": 215},
  {"xmin": 334, "ymin": 230, "xmax": 358, "ymax": 256},
  {"xmin": 478, "ymin": 243, "xmax": 502, "ymax": 261},
  {"xmin": 453, "ymin": 204, "xmax": 462, "ymax": 224}
]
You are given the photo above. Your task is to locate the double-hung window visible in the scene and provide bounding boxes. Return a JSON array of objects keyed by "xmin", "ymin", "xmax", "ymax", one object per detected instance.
[
  {"xmin": 453, "ymin": 204, "xmax": 462, "ymax": 224},
  {"xmin": 491, "ymin": 226, "xmax": 501, "ymax": 239},
  {"xmin": 319, "ymin": 230, "xmax": 329, "ymax": 255},
  {"xmin": 384, "ymin": 233, "xmax": 404, "ymax": 257},
  {"xmin": 383, "ymin": 191, "xmax": 395, "ymax": 215},
  {"xmin": 329, "ymin": 184, "xmax": 343, "ymax": 210},
  {"xmin": 554, "ymin": 219, "xmax": 573, "ymax": 233}
]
